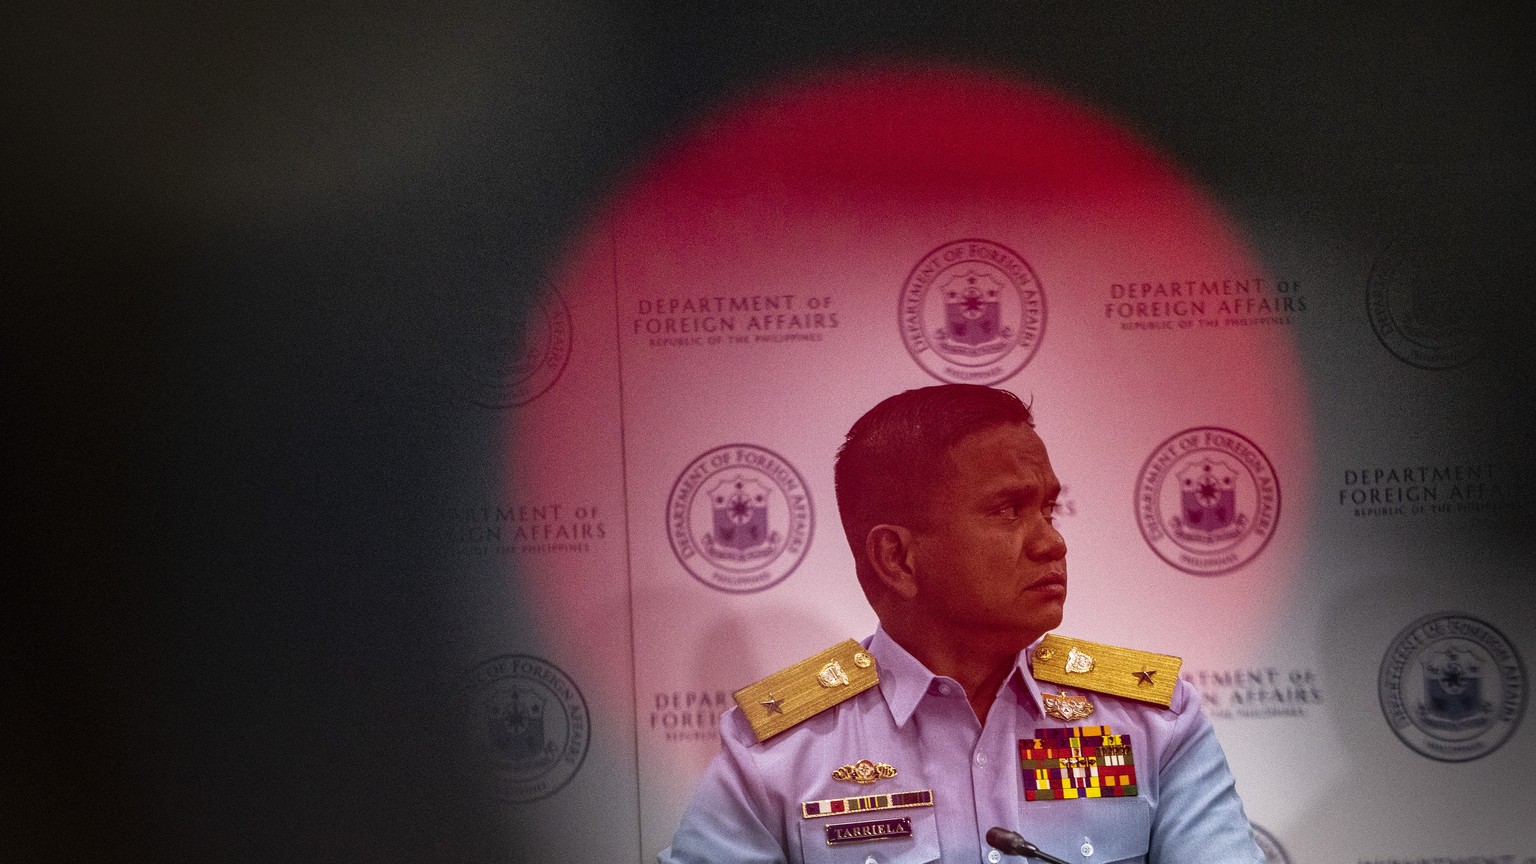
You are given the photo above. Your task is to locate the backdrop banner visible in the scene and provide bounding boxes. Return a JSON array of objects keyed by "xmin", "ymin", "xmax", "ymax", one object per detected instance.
[{"xmin": 482, "ymin": 66, "xmax": 1534, "ymax": 863}]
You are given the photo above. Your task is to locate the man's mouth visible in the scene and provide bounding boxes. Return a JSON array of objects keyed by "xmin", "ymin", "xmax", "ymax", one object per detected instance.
[{"xmin": 1029, "ymin": 571, "xmax": 1067, "ymax": 592}]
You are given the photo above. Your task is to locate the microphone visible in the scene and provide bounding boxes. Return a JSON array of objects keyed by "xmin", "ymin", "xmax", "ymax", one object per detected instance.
[{"xmin": 985, "ymin": 827, "xmax": 1073, "ymax": 864}]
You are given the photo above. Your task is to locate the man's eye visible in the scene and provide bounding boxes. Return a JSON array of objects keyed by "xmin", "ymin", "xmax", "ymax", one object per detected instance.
[
  {"xmin": 1044, "ymin": 502, "xmax": 1060, "ymax": 523},
  {"xmin": 997, "ymin": 504, "xmax": 1019, "ymax": 519}
]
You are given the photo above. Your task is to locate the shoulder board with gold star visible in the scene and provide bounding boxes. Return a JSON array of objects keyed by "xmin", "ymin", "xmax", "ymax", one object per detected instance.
[
  {"xmin": 1029, "ymin": 633, "xmax": 1181, "ymax": 708},
  {"xmin": 732, "ymin": 639, "xmax": 879, "ymax": 742}
]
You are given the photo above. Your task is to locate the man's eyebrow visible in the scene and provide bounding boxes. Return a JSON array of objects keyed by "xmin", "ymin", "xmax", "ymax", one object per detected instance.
[
  {"xmin": 982, "ymin": 481, "xmax": 1041, "ymax": 504},
  {"xmin": 982, "ymin": 477, "xmax": 1061, "ymax": 506}
]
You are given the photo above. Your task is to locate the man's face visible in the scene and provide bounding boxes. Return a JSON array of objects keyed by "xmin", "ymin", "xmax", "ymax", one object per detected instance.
[{"xmin": 906, "ymin": 422, "xmax": 1067, "ymax": 646}]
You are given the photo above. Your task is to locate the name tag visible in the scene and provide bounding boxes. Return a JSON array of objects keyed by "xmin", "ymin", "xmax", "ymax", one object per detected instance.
[{"xmin": 825, "ymin": 817, "xmax": 913, "ymax": 845}]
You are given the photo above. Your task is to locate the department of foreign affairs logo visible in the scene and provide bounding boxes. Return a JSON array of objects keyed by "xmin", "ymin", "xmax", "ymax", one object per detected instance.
[
  {"xmin": 668, "ymin": 444, "xmax": 813, "ymax": 593},
  {"xmin": 1249, "ymin": 823, "xmax": 1292, "ymax": 864},
  {"xmin": 1379, "ymin": 612, "xmax": 1526, "ymax": 762},
  {"xmin": 460, "ymin": 282, "xmax": 573, "ymax": 408},
  {"xmin": 1135, "ymin": 427, "xmax": 1279, "ymax": 576},
  {"xmin": 1365, "ymin": 232, "xmax": 1485, "ymax": 370},
  {"xmin": 463, "ymin": 654, "xmax": 589, "ymax": 802},
  {"xmin": 899, "ymin": 239, "xmax": 1045, "ymax": 385}
]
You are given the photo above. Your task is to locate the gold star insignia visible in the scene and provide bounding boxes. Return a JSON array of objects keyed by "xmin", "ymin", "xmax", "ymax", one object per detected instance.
[
  {"xmin": 760, "ymin": 692, "xmax": 785, "ymax": 714},
  {"xmin": 1133, "ymin": 668, "xmax": 1157, "ymax": 686}
]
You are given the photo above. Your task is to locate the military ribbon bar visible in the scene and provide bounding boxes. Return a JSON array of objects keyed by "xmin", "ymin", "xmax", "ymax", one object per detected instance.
[
  {"xmin": 801, "ymin": 789, "xmax": 934, "ymax": 819},
  {"xmin": 1019, "ymin": 725, "xmax": 1137, "ymax": 801}
]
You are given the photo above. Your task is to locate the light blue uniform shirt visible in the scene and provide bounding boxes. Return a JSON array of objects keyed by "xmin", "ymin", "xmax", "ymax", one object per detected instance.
[{"xmin": 660, "ymin": 628, "xmax": 1263, "ymax": 864}]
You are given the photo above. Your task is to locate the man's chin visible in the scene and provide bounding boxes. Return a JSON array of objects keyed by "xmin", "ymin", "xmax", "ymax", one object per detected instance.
[
  {"xmin": 1030, "ymin": 604, "xmax": 1066, "ymax": 637},
  {"xmin": 986, "ymin": 612, "xmax": 1064, "ymax": 651}
]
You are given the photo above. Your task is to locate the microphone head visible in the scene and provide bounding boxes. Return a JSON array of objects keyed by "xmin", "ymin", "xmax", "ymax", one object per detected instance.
[{"xmin": 985, "ymin": 826, "xmax": 1032, "ymax": 855}]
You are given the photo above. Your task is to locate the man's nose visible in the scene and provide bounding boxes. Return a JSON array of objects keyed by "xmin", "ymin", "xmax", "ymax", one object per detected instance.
[{"xmin": 1030, "ymin": 523, "xmax": 1067, "ymax": 561}]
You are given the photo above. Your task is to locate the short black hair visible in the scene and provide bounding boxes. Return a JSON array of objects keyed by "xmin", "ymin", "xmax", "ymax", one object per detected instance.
[{"xmin": 833, "ymin": 384, "xmax": 1034, "ymax": 591}]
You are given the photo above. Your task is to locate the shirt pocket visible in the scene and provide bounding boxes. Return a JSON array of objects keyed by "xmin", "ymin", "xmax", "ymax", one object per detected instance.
[
  {"xmin": 797, "ymin": 808, "xmax": 941, "ymax": 864},
  {"xmin": 1019, "ymin": 796, "xmax": 1152, "ymax": 864}
]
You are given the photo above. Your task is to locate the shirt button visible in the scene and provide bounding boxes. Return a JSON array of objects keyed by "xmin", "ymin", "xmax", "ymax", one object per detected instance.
[
  {"xmin": 1080, "ymin": 838, "xmax": 1094, "ymax": 857},
  {"xmin": 865, "ymin": 857, "xmax": 877, "ymax": 864},
  {"xmin": 974, "ymin": 752, "xmax": 987, "ymax": 767},
  {"xmin": 987, "ymin": 850, "xmax": 1002, "ymax": 863},
  {"xmin": 938, "ymin": 683, "xmax": 952, "ymax": 696}
]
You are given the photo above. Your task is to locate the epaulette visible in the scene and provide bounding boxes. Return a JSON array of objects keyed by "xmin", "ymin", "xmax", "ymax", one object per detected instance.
[
  {"xmin": 732, "ymin": 639, "xmax": 879, "ymax": 742},
  {"xmin": 1029, "ymin": 633, "xmax": 1182, "ymax": 708}
]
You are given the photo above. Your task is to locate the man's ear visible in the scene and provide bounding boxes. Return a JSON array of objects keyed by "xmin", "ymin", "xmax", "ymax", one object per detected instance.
[{"xmin": 865, "ymin": 524, "xmax": 920, "ymax": 601}]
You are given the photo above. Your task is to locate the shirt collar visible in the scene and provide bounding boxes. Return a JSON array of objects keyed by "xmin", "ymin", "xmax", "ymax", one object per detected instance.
[{"xmin": 869, "ymin": 627, "xmax": 1048, "ymax": 728}]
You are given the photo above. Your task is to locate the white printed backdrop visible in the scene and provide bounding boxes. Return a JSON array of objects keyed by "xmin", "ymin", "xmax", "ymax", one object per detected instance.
[
  {"xmin": 19, "ymin": 6, "xmax": 1534, "ymax": 864},
  {"xmin": 481, "ymin": 66, "xmax": 1534, "ymax": 863}
]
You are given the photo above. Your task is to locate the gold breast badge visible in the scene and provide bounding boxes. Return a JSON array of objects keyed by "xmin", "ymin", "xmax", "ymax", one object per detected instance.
[
  {"xmin": 831, "ymin": 759, "xmax": 898, "ymax": 785},
  {"xmin": 1042, "ymin": 691, "xmax": 1096, "ymax": 721}
]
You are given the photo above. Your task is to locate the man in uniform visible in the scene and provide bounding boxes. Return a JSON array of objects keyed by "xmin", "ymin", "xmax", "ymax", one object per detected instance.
[{"xmin": 660, "ymin": 384, "xmax": 1262, "ymax": 863}]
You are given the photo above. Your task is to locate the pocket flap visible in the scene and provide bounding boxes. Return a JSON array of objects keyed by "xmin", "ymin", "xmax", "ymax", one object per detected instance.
[{"xmin": 1018, "ymin": 797, "xmax": 1152, "ymax": 863}]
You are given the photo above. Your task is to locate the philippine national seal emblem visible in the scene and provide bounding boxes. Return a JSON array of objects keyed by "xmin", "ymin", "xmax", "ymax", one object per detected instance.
[
  {"xmin": 463, "ymin": 654, "xmax": 590, "ymax": 802},
  {"xmin": 1365, "ymin": 231, "xmax": 1485, "ymax": 370},
  {"xmin": 898, "ymin": 239, "xmax": 1046, "ymax": 385},
  {"xmin": 460, "ymin": 281, "xmax": 573, "ymax": 408},
  {"xmin": 667, "ymin": 444, "xmax": 814, "ymax": 593},
  {"xmin": 1378, "ymin": 612, "xmax": 1526, "ymax": 762},
  {"xmin": 1135, "ymin": 427, "xmax": 1280, "ymax": 576}
]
